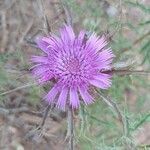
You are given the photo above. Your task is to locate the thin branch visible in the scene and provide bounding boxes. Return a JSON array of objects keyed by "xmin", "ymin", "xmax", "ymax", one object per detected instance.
[
  {"xmin": 24, "ymin": 105, "xmax": 53, "ymax": 141},
  {"xmin": 51, "ymin": 10, "xmax": 64, "ymax": 23},
  {"xmin": 106, "ymin": 0, "xmax": 123, "ymax": 39},
  {"xmin": 95, "ymin": 89, "xmax": 128, "ymax": 136},
  {"xmin": 67, "ymin": 107, "xmax": 74, "ymax": 150},
  {"xmin": 116, "ymin": 31, "xmax": 150, "ymax": 58},
  {"xmin": 1, "ymin": 11, "xmax": 8, "ymax": 52},
  {"xmin": 24, "ymin": 37, "xmax": 38, "ymax": 48},
  {"xmin": 0, "ymin": 106, "xmax": 46, "ymax": 118},
  {"xmin": 122, "ymin": 31, "xmax": 150, "ymax": 53},
  {"xmin": 102, "ymin": 69, "xmax": 150, "ymax": 76},
  {"xmin": 60, "ymin": 0, "xmax": 73, "ymax": 26},
  {"xmin": 37, "ymin": 0, "xmax": 51, "ymax": 34},
  {"xmin": 19, "ymin": 20, "xmax": 33, "ymax": 45},
  {"xmin": 0, "ymin": 107, "xmax": 29, "ymax": 117},
  {"xmin": 0, "ymin": 82, "xmax": 37, "ymax": 96},
  {"xmin": 39, "ymin": 105, "xmax": 52, "ymax": 128}
]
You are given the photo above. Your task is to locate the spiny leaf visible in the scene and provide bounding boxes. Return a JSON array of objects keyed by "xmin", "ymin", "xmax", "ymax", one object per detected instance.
[
  {"xmin": 141, "ymin": 41, "xmax": 150, "ymax": 63},
  {"xmin": 125, "ymin": 1, "xmax": 150, "ymax": 14},
  {"xmin": 139, "ymin": 20, "xmax": 150, "ymax": 26},
  {"xmin": 130, "ymin": 113, "xmax": 150, "ymax": 131}
]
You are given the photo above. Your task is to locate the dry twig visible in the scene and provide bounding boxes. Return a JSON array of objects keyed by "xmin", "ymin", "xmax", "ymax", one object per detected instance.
[
  {"xmin": 1, "ymin": 11, "xmax": 8, "ymax": 52},
  {"xmin": 0, "ymin": 82, "xmax": 37, "ymax": 96},
  {"xmin": 102, "ymin": 69, "xmax": 150, "ymax": 76},
  {"xmin": 37, "ymin": 0, "xmax": 51, "ymax": 34}
]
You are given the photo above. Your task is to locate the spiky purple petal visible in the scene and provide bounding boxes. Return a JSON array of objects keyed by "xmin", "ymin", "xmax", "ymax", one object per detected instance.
[{"xmin": 31, "ymin": 25, "xmax": 115, "ymax": 110}]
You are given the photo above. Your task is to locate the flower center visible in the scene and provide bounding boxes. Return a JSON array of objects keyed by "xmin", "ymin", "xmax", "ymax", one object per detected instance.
[{"xmin": 67, "ymin": 58, "xmax": 80, "ymax": 74}]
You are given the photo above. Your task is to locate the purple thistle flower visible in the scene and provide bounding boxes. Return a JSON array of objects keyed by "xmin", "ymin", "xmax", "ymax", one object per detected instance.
[{"xmin": 31, "ymin": 25, "xmax": 115, "ymax": 110}]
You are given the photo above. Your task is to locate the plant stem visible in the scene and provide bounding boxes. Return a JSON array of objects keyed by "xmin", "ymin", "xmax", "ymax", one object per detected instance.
[{"xmin": 67, "ymin": 106, "xmax": 74, "ymax": 150}]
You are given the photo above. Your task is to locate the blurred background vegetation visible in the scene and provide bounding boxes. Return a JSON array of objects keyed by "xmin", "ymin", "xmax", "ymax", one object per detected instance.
[{"xmin": 0, "ymin": 0, "xmax": 150, "ymax": 149}]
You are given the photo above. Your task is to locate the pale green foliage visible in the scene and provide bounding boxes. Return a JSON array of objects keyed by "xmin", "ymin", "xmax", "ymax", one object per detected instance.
[
  {"xmin": 65, "ymin": 0, "xmax": 150, "ymax": 149},
  {"xmin": 0, "ymin": 0, "xmax": 149, "ymax": 149}
]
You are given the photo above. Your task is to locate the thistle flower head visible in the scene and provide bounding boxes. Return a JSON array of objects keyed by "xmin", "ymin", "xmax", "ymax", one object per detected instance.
[{"xmin": 31, "ymin": 25, "xmax": 115, "ymax": 110}]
